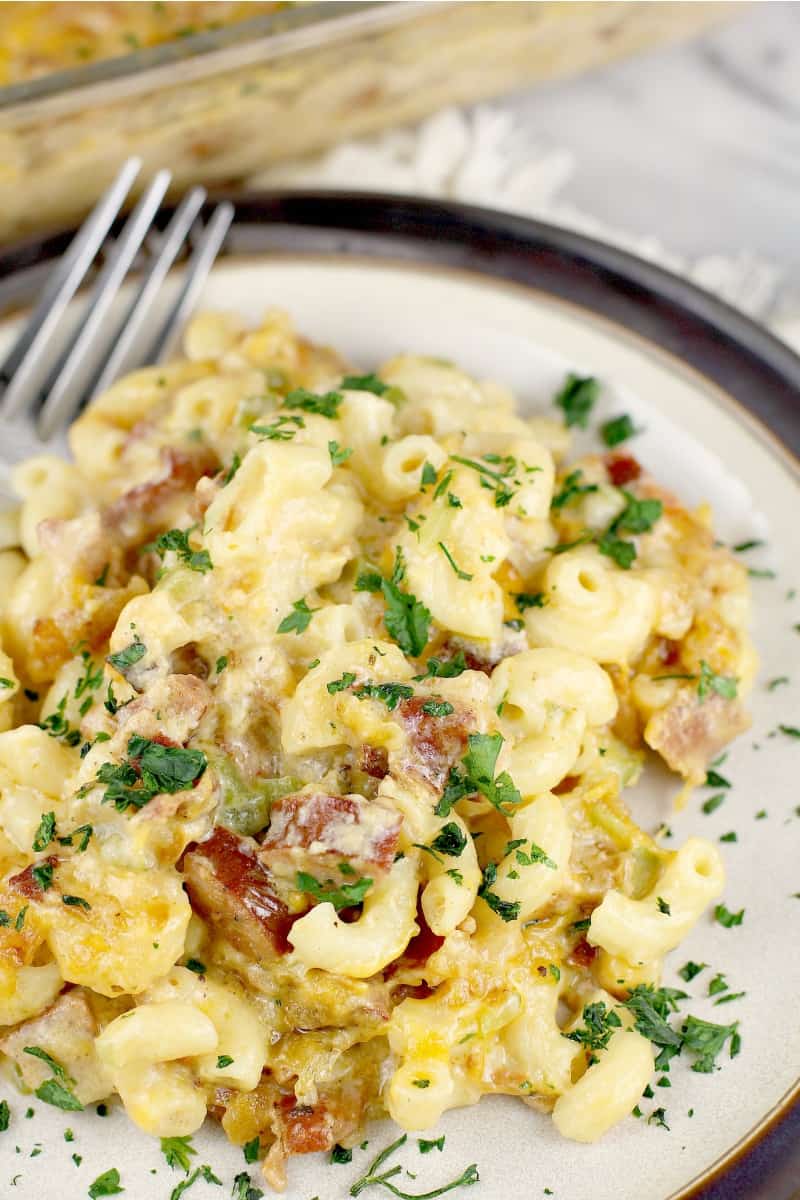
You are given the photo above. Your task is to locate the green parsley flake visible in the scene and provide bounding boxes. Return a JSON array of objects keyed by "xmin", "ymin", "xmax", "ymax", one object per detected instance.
[
  {"xmin": 553, "ymin": 373, "xmax": 599, "ymax": 429},
  {"xmin": 601, "ymin": 413, "xmax": 637, "ymax": 446},
  {"xmin": 714, "ymin": 904, "xmax": 744, "ymax": 928},
  {"xmin": 329, "ymin": 440, "xmax": 354, "ymax": 467},
  {"xmin": 697, "ymin": 661, "xmax": 738, "ymax": 704},
  {"xmin": 296, "ymin": 871, "xmax": 372, "ymax": 911},
  {"xmin": 88, "ymin": 1168, "xmax": 124, "ymax": 1198},
  {"xmin": 284, "ymin": 388, "xmax": 343, "ymax": 418},
  {"xmin": 276, "ymin": 598, "xmax": 316, "ymax": 636},
  {"xmin": 154, "ymin": 528, "xmax": 213, "ymax": 574},
  {"xmin": 107, "ymin": 641, "xmax": 146, "ymax": 674},
  {"xmin": 161, "ymin": 1135, "xmax": 196, "ymax": 1172},
  {"xmin": 32, "ymin": 811, "xmax": 56, "ymax": 853}
]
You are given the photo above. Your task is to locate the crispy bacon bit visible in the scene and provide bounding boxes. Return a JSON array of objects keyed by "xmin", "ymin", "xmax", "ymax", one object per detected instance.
[
  {"xmin": 645, "ymin": 692, "xmax": 750, "ymax": 785},
  {"xmin": 568, "ymin": 938, "xmax": 598, "ymax": 968},
  {"xmin": 658, "ymin": 638, "xmax": 681, "ymax": 667},
  {"xmin": 393, "ymin": 902, "xmax": 444, "ymax": 968},
  {"xmin": 259, "ymin": 792, "xmax": 401, "ymax": 883},
  {"xmin": 553, "ymin": 775, "xmax": 579, "ymax": 796},
  {"xmin": 118, "ymin": 674, "xmax": 211, "ymax": 742},
  {"xmin": 0, "ymin": 989, "xmax": 111, "ymax": 1105},
  {"xmin": 9, "ymin": 857, "xmax": 58, "ymax": 900},
  {"xmin": 397, "ymin": 695, "xmax": 471, "ymax": 789},
  {"xmin": 358, "ymin": 745, "xmax": 389, "ymax": 780},
  {"xmin": 182, "ymin": 828, "xmax": 293, "ymax": 957},
  {"xmin": 277, "ymin": 1096, "xmax": 333, "ymax": 1155},
  {"xmin": 605, "ymin": 453, "xmax": 641, "ymax": 487},
  {"xmin": 105, "ymin": 445, "xmax": 218, "ymax": 546}
]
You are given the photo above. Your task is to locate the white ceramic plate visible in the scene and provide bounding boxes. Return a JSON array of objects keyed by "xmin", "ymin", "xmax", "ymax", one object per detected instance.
[{"xmin": 0, "ymin": 203, "xmax": 798, "ymax": 1200}]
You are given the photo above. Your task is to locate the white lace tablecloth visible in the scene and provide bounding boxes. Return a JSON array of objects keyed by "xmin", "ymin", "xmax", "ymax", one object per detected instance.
[{"xmin": 251, "ymin": 2, "xmax": 800, "ymax": 356}]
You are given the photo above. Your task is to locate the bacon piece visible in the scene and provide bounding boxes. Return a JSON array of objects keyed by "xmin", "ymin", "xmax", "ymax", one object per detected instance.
[
  {"xmin": 105, "ymin": 445, "xmax": 218, "ymax": 547},
  {"xmin": 259, "ymin": 792, "xmax": 401, "ymax": 884},
  {"xmin": 264, "ymin": 1077, "xmax": 375, "ymax": 1191},
  {"xmin": 182, "ymin": 828, "xmax": 293, "ymax": 957},
  {"xmin": 9, "ymin": 856, "xmax": 58, "ymax": 901},
  {"xmin": 0, "ymin": 988, "xmax": 112, "ymax": 1104},
  {"xmin": 358, "ymin": 745, "xmax": 389, "ymax": 780},
  {"xmin": 605, "ymin": 453, "xmax": 641, "ymax": 487},
  {"xmin": 397, "ymin": 695, "xmax": 471, "ymax": 789},
  {"xmin": 568, "ymin": 938, "xmax": 598, "ymax": 968},
  {"xmin": 645, "ymin": 692, "xmax": 750, "ymax": 785}
]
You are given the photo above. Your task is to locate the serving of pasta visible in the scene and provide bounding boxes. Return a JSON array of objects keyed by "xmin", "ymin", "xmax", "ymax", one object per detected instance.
[{"xmin": 0, "ymin": 308, "xmax": 757, "ymax": 1192}]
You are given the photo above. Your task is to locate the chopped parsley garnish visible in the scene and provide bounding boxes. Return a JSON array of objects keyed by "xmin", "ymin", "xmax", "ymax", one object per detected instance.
[
  {"xmin": 296, "ymin": 871, "xmax": 372, "ymax": 911},
  {"xmin": 647, "ymin": 1107, "xmax": 670, "ymax": 1130},
  {"xmin": 161, "ymin": 1135, "xmax": 196, "ymax": 1171},
  {"xmin": 566, "ymin": 1001, "xmax": 622, "ymax": 1059},
  {"xmin": 705, "ymin": 768, "xmax": 731, "ymax": 789},
  {"xmin": 341, "ymin": 373, "xmax": 389, "ymax": 395},
  {"xmin": 719, "ymin": 831, "xmax": 738, "ymax": 843},
  {"xmin": 0, "ymin": 677, "xmax": 14, "ymax": 689},
  {"xmin": 39, "ymin": 695, "xmax": 81, "ymax": 747},
  {"xmin": 329, "ymin": 440, "xmax": 354, "ymax": 467},
  {"xmin": 767, "ymin": 676, "xmax": 789, "ymax": 690},
  {"xmin": 513, "ymin": 592, "xmax": 546, "ymax": 613},
  {"xmin": 619, "ymin": 985, "xmax": 685, "ymax": 1070},
  {"xmin": 57, "ymin": 823, "xmax": 93, "ymax": 852},
  {"xmin": 779, "ymin": 724, "xmax": 800, "ymax": 738},
  {"xmin": 215, "ymin": 656, "xmax": 228, "ymax": 674},
  {"xmin": 243, "ymin": 1136, "xmax": 261, "ymax": 1163},
  {"xmin": 276, "ymin": 597, "xmax": 316, "ymax": 636},
  {"xmin": 477, "ymin": 861, "xmax": 519, "ymax": 923},
  {"xmin": 31, "ymin": 862, "xmax": 54, "ymax": 892},
  {"xmin": 185, "ymin": 959, "xmax": 206, "ymax": 975},
  {"xmin": 449, "ymin": 454, "xmax": 516, "ymax": 507},
  {"xmin": 74, "ymin": 652, "xmax": 104, "ymax": 700},
  {"xmin": 421, "ymin": 699, "xmax": 455, "ymax": 717},
  {"xmin": 438, "ymin": 541, "xmax": 472, "ymax": 581},
  {"xmin": 154, "ymin": 528, "xmax": 213, "ymax": 574},
  {"xmin": 418, "ymin": 1137, "xmax": 445, "ymax": 1154},
  {"xmin": 251, "ymin": 414, "xmax": 304, "ymax": 440},
  {"xmin": 350, "ymin": 1133, "xmax": 478, "ymax": 1199},
  {"xmin": 697, "ymin": 661, "xmax": 738, "ymax": 703},
  {"xmin": 328, "ymin": 672, "xmax": 357, "ymax": 694},
  {"xmin": 107, "ymin": 640, "xmax": 146, "ymax": 674},
  {"xmin": 414, "ymin": 652, "xmax": 468, "ymax": 681},
  {"xmin": 551, "ymin": 469, "xmax": 598, "ymax": 510},
  {"xmin": 656, "ymin": 896, "xmax": 671, "ymax": 914},
  {"xmin": 420, "ymin": 462, "xmax": 438, "ymax": 489},
  {"xmin": 88, "ymin": 1168, "xmax": 123, "ymax": 1198},
  {"xmin": 353, "ymin": 681, "xmax": 414, "ymax": 711},
  {"xmin": 505, "ymin": 839, "xmax": 557, "ymax": 870},
  {"xmin": 331, "ymin": 1145, "xmax": 353, "ymax": 1164},
  {"xmin": 714, "ymin": 903, "xmax": 744, "ymax": 928},
  {"xmin": 436, "ymin": 732, "xmax": 521, "ymax": 818},
  {"xmin": 430, "ymin": 823, "xmax": 467, "ymax": 858},
  {"xmin": 94, "ymin": 563, "xmax": 110, "ymax": 586},
  {"xmin": 601, "ymin": 413, "xmax": 637, "ymax": 446},
  {"xmin": 357, "ymin": 549, "xmax": 431, "ymax": 658},
  {"xmin": 553, "ymin": 373, "xmax": 599, "ymax": 429},
  {"xmin": 217, "ymin": 1055, "xmax": 234, "ymax": 1069},
  {"xmin": 168, "ymin": 1165, "xmax": 221, "ymax": 1199},
  {"xmin": 733, "ymin": 539, "xmax": 764, "ymax": 553},
  {"xmin": 678, "ymin": 961, "xmax": 707, "ymax": 982},
  {"xmin": 231, "ymin": 1173, "xmax": 264, "ymax": 1200},
  {"xmin": 62, "ymin": 894, "xmax": 91, "ymax": 910},
  {"xmin": 0, "ymin": 1099, "xmax": 8, "ymax": 1131},
  {"xmin": 32, "ymin": 811, "xmax": 56, "ymax": 852},
  {"xmin": 222, "ymin": 453, "xmax": 241, "ymax": 485},
  {"xmin": 702, "ymin": 793, "xmax": 726, "ymax": 815},
  {"xmin": 95, "ymin": 736, "xmax": 206, "ymax": 813},
  {"xmin": 284, "ymin": 387, "xmax": 343, "ymax": 418},
  {"xmin": 681, "ymin": 1015, "xmax": 739, "ymax": 1073}
]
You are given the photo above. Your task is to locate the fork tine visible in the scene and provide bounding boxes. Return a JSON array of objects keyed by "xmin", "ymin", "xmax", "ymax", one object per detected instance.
[
  {"xmin": 0, "ymin": 157, "xmax": 141, "ymax": 414},
  {"xmin": 87, "ymin": 186, "xmax": 207, "ymax": 402},
  {"xmin": 146, "ymin": 202, "xmax": 235, "ymax": 365},
  {"xmin": 36, "ymin": 169, "xmax": 173, "ymax": 441}
]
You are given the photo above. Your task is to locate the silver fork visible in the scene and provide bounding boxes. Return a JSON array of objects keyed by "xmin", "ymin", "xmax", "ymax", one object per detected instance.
[{"xmin": 0, "ymin": 157, "xmax": 234, "ymax": 455}]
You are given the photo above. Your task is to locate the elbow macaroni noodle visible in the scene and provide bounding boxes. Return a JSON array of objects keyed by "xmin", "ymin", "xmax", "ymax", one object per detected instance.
[{"xmin": 0, "ymin": 309, "xmax": 755, "ymax": 1183}]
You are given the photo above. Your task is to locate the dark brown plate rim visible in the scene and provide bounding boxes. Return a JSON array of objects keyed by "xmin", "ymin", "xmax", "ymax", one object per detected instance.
[{"xmin": 0, "ymin": 191, "xmax": 798, "ymax": 1200}]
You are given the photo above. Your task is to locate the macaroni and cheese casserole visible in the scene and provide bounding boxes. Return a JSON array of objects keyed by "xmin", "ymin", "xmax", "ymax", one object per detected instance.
[{"xmin": 0, "ymin": 311, "xmax": 755, "ymax": 1189}]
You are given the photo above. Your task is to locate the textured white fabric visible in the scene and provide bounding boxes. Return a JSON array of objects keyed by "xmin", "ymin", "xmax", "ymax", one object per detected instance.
[{"xmin": 250, "ymin": 104, "xmax": 799, "ymax": 352}]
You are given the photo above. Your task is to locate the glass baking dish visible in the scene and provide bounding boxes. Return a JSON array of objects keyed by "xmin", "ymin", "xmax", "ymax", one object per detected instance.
[{"xmin": 0, "ymin": 1, "xmax": 729, "ymax": 244}]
